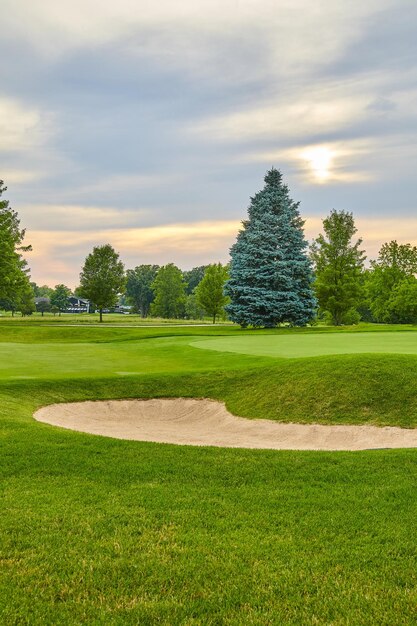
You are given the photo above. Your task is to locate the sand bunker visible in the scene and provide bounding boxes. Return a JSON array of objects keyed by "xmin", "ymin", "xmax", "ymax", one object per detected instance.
[{"xmin": 34, "ymin": 398, "xmax": 417, "ymax": 451}]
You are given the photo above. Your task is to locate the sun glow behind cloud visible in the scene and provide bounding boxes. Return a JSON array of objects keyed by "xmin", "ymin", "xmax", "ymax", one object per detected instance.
[
  {"xmin": 2, "ymin": 0, "xmax": 417, "ymax": 286},
  {"xmin": 302, "ymin": 146, "xmax": 334, "ymax": 182}
]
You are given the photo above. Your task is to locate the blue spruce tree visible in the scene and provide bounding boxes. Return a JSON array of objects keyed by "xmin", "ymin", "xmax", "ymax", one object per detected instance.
[{"xmin": 225, "ymin": 168, "xmax": 316, "ymax": 327}]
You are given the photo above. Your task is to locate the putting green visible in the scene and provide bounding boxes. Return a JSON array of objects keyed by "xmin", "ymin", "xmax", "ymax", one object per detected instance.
[{"xmin": 191, "ymin": 331, "xmax": 417, "ymax": 358}]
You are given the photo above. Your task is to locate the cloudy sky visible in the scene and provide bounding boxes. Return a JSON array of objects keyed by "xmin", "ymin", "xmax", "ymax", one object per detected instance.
[{"xmin": 2, "ymin": 0, "xmax": 417, "ymax": 287}]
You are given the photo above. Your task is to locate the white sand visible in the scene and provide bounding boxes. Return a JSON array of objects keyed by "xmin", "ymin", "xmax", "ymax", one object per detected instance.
[{"xmin": 33, "ymin": 398, "xmax": 417, "ymax": 451}]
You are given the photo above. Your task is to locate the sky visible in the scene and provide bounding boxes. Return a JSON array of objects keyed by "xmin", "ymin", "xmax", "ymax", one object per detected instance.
[{"xmin": 2, "ymin": 0, "xmax": 417, "ymax": 287}]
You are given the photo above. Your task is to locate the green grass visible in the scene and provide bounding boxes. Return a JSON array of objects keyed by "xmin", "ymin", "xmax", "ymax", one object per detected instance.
[
  {"xmin": 192, "ymin": 330, "xmax": 417, "ymax": 358},
  {"xmin": 2, "ymin": 323, "xmax": 417, "ymax": 624},
  {"xmin": 0, "ymin": 311, "xmax": 232, "ymax": 325}
]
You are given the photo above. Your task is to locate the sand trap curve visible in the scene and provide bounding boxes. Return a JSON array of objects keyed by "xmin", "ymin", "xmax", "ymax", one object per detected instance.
[{"xmin": 34, "ymin": 398, "xmax": 417, "ymax": 451}]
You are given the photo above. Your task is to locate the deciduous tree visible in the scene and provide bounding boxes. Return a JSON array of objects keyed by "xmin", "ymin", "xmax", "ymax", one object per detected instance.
[
  {"xmin": 310, "ymin": 210, "xmax": 365, "ymax": 325},
  {"xmin": 185, "ymin": 293, "xmax": 205, "ymax": 320},
  {"xmin": 50, "ymin": 284, "xmax": 71, "ymax": 315},
  {"xmin": 36, "ymin": 297, "xmax": 51, "ymax": 316},
  {"xmin": 126, "ymin": 265, "xmax": 159, "ymax": 317},
  {"xmin": 151, "ymin": 263, "xmax": 187, "ymax": 319},
  {"xmin": 367, "ymin": 241, "xmax": 417, "ymax": 323},
  {"xmin": 195, "ymin": 263, "xmax": 229, "ymax": 324},
  {"xmin": 79, "ymin": 244, "xmax": 125, "ymax": 322},
  {"xmin": 183, "ymin": 266, "xmax": 209, "ymax": 295},
  {"xmin": 386, "ymin": 278, "xmax": 417, "ymax": 324},
  {"xmin": 17, "ymin": 279, "xmax": 35, "ymax": 316}
]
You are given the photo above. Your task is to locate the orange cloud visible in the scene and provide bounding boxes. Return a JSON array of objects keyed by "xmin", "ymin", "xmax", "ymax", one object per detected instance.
[
  {"xmin": 27, "ymin": 220, "xmax": 241, "ymax": 287},
  {"xmin": 26, "ymin": 217, "xmax": 417, "ymax": 287}
]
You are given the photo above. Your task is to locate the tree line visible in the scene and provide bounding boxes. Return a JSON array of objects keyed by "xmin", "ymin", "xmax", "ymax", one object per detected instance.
[
  {"xmin": 225, "ymin": 168, "xmax": 417, "ymax": 327},
  {"xmin": 1, "ymin": 172, "xmax": 417, "ymax": 325},
  {"xmin": 29, "ymin": 257, "xmax": 230, "ymax": 324}
]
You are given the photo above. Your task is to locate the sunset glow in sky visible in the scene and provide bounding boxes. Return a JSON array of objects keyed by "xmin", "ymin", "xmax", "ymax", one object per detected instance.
[{"xmin": 2, "ymin": 0, "xmax": 417, "ymax": 286}]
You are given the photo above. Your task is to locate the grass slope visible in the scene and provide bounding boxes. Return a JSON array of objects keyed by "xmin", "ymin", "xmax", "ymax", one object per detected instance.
[
  {"xmin": 1, "ymin": 323, "xmax": 417, "ymax": 624},
  {"xmin": 192, "ymin": 330, "xmax": 417, "ymax": 358}
]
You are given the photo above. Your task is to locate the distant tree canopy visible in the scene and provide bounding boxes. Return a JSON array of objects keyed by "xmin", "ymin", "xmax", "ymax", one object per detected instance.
[
  {"xmin": 310, "ymin": 210, "xmax": 365, "ymax": 326},
  {"xmin": 50, "ymin": 284, "xmax": 71, "ymax": 315},
  {"xmin": 183, "ymin": 266, "xmax": 209, "ymax": 295},
  {"xmin": 225, "ymin": 168, "xmax": 316, "ymax": 328},
  {"xmin": 185, "ymin": 292, "xmax": 205, "ymax": 320},
  {"xmin": 195, "ymin": 263, "xmax": 229, "ymax": 323},
  {"xmin": 18, "ymin": 282, "xmax": 36, "ymax": 316},
  {"xmin": 31, "ymin": 283, "xmax": 54, "ymax": 298},
  {"xmin": 367, "ymin": 241, "xmax": 417, "ymax": 323},
  {"xmin": 3, "ymin": 174, "xmax": 417, "ymax": 328},
  {"xmin": 79, "ymin": 244, "xmax": 125, "ymax": 322},
  {"xmin": 151, "ymin": 263, "xmax": 187, "ymax": 319},
  {"xmin": 126, "ymin": 265, "xmax": 159, "ymax": 317},
  {"xmin": 35, "ymin": 297, "xmax": 51, "ymax": 316}
]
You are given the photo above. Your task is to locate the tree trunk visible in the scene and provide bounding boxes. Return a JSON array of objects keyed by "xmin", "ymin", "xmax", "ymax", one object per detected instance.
[
  {"xmin": 213, "ymin": 313, "xmax": 216, "ymax": 324},
  {"xmin": 99, "ymin": 308, "xmax": 103, "ymax": 323}
]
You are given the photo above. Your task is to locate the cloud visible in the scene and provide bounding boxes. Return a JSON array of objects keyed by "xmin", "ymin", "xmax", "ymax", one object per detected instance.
[
  {"xmin": 26, "ymin": 220, "xmax": 240, "ymax": 286},
  {"xmin": 305, "ymin": 216, "xmax": 417, "ymax": 262},
  {"xmin": 20, "ymin": 204, "xmax": 151, "ymax": 231},
  {"xmin": 247, "ymin": 139, "xmax": 376, "ymax": 184},
  {"xmin": 0, "ymin": 98, "xmax": 52, "ymax": 152},
  {"xmin": 189, "ymin": 93, "xmax": 370, "ymax": 143},
  {"xmin": 2, "ymin": 0, "xmax": 417, "ymax": 286},
  {"xmin": 0, "ymin": 169, "xmax": 43, "ymax": 184},
  {"xmin": 26, "ymin": 215, "xmax": 417, "ymax": 287}
]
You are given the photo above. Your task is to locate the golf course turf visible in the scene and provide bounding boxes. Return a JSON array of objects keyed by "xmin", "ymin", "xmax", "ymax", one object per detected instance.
[
  {"xmin": 192, "ymin": 330, "xmax": 417, "ymax": 358},
  {"xmin": 1, "ymin": 320, "xmax": 417, "ymax": 624}
]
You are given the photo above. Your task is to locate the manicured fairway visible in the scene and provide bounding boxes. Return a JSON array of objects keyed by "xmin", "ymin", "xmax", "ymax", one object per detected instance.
[
  {"xmin": 2, "ymin": 322, "xmax": 417, "ymax": 624},
  {"xmin": 192, "ymin": 330, "xmax": 417, "ymax": 358}
]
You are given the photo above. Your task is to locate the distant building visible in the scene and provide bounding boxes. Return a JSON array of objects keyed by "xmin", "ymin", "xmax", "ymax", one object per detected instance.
[{"xmin": 66, "ymin": 296, "xmax": 91, "ymax": 313}]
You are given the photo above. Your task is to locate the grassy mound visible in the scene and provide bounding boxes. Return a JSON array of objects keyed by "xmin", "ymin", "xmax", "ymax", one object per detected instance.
[{"xmin": 192, "ymin": 330, "xmax": 417, "ymax": 358}]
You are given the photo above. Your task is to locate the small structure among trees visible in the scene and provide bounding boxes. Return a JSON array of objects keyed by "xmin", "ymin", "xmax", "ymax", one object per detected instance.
[{"xmin": 225, "ymin": 168, "xmax": 316, "ymax": 328}]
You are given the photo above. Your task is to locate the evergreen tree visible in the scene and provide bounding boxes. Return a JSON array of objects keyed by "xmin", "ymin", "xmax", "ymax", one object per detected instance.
[
  {"xmin": 195, "ymin": 263, "xmax": 229, "ymax": 324},
  {"xmin": 151, "ymin": 263, "xmax": 187, "ymax": 319},
  {"xmin": 310, "ymin": 210, "xmax": 365, "ymax": 326},
  {"xmin": 79, "ymin": 244, "xmax": 125, "ymax": 322},
  {"xmin": 0, "ymin": 180, "xmax": 32, "ymax": 304},
  {"xmin": 225, "ymin": 168, "xmax": 316, "ymax": 327},
  {"xmin": 126, "ymin": 264, "xmax": 159, "ymax": 317}
]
